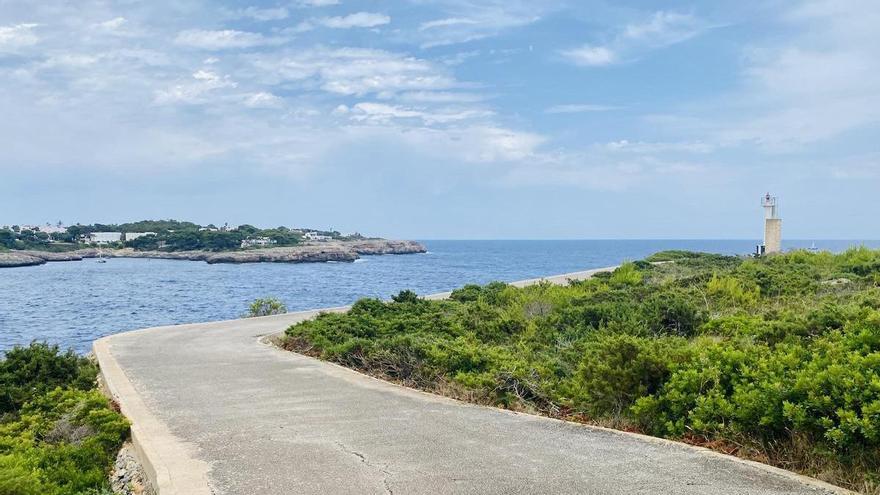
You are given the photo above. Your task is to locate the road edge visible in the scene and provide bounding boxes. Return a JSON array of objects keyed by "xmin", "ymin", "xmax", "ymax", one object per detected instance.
[
  {"xmin": 94, "ymin": 336, "xmax": 212, "ymax": 495},
  {"xmin": 262, "ymin": 335, "xmax": 851, "ymax": 495}
]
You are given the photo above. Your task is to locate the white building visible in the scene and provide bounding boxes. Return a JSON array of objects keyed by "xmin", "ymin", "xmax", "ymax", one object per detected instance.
[
  {"xmin": 24, "ymin": 223, "xmax": 67, "ymax": 234},
  {"xmin": 124, "ymin": 232, "xmax": 156, "ymax": 242},
  {"xmin": 88, "ymin": 232, "xmax": 123, "ymax": 244},
  {"xmin": 303, "ymin": 232, "xmax": 332, "ymax": 241},
  {"xmin": 758, "ymin": 193, "xmax": 782, "ymax": 255},
  {"xmin": 241, "ymin": 237, "xmax": 276, "ymax": 248}
]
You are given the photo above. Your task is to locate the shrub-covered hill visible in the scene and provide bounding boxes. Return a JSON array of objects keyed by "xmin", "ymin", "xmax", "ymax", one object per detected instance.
[{"xmin": 284, "ymin": 248, "xmax": 880, "ymax": 493}]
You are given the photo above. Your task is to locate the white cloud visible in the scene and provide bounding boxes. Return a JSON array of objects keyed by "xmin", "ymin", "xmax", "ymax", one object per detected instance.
[
  {"xmin": 38, "ymin": 53, "xmax": 102, "ymax": 69},
  {"xmin": 465, "ymin": 126, "xmax": 544, "ymax": 162},
  {"xmin": 350, "ymin": 102, "xmax": 492, "ymax": 125},
  {"xmin": 603, "ymin": 140, "xmax": 714, "ymax": 154},
  {"xmin": 252, "ymin": 47, "xmax": 458, "ymax": 96},
  {"xmin": 545, "ymin": 104, "xmax": 618, "ymax": 114},
  {"xmin": 174, "ymin": 29, "xmax": 284, "ymax": 49},
  {"xmin": 333, "ymin": 124, "xmax": 545, "ymax": 166},
  {"xmin": 316, "ymin": 12, "xmax": 391, "ymax": 29},
  {"xmin": 399, "ymin": 91, "xmax": 485, "ymax": 103},
  {"xmin": 413, "ymin": 1, "xmax": 552, "ymax": 48},
  {"xmin": 419, "ymin": 17, "xmax": 478, "ymax": 30},
  {"xmin": 622, "ymin": 11, "xmax": 706, "ymax": 48},
  {"xmin": 154, "ymin": 70, "xmax": 238, "ymax": 104},
  {"xmin": 0, "ymin": 23, "xmax": 39, "ymax": 51},
  {"xmin": 95, "ymin": 17, "xmax": 127, "ymax": 30},
  {"xmin": 232, "ymin": 7, "xmax": 289, "ymax": 22},
  {"xmin": 298, "ymin": 0, "xmax": 339, "ymax": 6},
  {"xmin": 243, "ymin": 91, "xmax": 283, "ymax": 108},
  {"xmin": 701, "ymin": 0, "xmax": 880, "ymax": 149},
  {"xmin": 559, "ymin": 45, "xmax": 616, "ymax": 67},
  {"xmin": 561, "ymin": 11, "xmax": 709, "ymax": 67}
]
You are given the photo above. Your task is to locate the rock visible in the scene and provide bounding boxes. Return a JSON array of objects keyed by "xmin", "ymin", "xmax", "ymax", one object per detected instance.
[
  {"xmin": 0, "ymin": 252, "xmax": 47, "ymax": 268},
  {"xmin": 110, "ymin": 442, "xmax": 155, "ymax": 495},
  {"xmin": 204, "ymin": 245, "xmax": 359, "ymax": 264},
  {"xmin": 346, "ymin": 239, "xmax": 427, "ymax": 255},
  {"xmin": 0, "ymin": 240, "xmax": 427, "ymax": 267},
  {"xmin": 18, "ymin": 250, "xmax": 84, "ymax": 261}
]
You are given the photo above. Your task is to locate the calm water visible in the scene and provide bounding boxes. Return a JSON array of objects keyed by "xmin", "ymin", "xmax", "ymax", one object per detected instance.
[{"xmin": 1, "ymin": 239, "xmax": 878, "ymax": 353}]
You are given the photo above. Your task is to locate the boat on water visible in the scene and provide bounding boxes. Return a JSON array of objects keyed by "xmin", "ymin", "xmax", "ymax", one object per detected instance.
[
  {"xmin": 807, "ymin": 242, "xmax": 819, "ymax": 253},
  {"xmin": 96, "ymin": 252, "xmax": 108, "ymax": 263}
]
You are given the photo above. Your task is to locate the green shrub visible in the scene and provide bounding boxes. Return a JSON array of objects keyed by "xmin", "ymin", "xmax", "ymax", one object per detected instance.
[
  {"xmin": 245, "ymin": 297, "xmax": 287, "ymax": 317},
  {"xmin": 0, "ymin": 389, "xmax": 129, "ymax": 495},
  {"xmin": 574, "ymin": 333, "xmax": 687, "ymax": 416},
  {"xmin": 1, "ymin": 343, "xmax": 97, "ymax": 416},
  {"xmin": 707, "ymin": 274, "xmax": 760, "ymax": 308},
  {"xmin": 609, "ymin": 262, "xmax": 643, "ymax": 286},
  {"xmin": 391, "ymin": 290, "xmax": 421, "ymax": 304},
  {"xmin": 0, "ymin": 343, "xmax": 128, "ymax": 495},
  {"xmin": 642, "ymin": 289, "xmax": 705, "ymax": 337}
]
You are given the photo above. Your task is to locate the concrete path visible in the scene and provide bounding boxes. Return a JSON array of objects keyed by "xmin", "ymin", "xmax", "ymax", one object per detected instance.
[{"xmin": 94, "ymin": 268, "xmax": 846, "ymax": 495}]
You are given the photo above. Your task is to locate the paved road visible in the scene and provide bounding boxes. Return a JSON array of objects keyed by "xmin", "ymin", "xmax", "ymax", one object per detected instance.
[{"xmin": 96, "ymin": 269, "xmax": 844, "ymax": 495}]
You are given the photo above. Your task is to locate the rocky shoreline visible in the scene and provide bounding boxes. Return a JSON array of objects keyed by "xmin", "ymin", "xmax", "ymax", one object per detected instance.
[{"xmin": 0, "ymin": 240, "xmax": 426, "ymax": 268}]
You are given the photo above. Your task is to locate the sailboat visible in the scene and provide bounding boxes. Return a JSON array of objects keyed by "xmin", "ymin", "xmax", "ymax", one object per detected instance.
[
  {"xmin": 96, "ymin": 251, "xmax": 108, "ymax": 263},
  {"xmin": 807, "ymin": 242, "xmax": 819, "ymax": 253}
]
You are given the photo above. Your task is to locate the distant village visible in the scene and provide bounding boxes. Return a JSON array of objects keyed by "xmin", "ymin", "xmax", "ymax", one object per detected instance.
[{"xmin": 0, "ymin": 221, "xmax": 362, "ymax": 252}]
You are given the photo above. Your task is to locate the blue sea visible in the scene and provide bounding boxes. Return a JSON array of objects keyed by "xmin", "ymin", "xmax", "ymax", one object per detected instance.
[{"xmin": 1, "ymin": 239, "xmax": 878, "ymax": 353}]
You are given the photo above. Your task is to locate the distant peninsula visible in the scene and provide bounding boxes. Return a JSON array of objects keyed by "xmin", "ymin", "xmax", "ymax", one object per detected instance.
[{"xmin": 0, "ymin": 220, "xmax": 426, "ymax": 268}]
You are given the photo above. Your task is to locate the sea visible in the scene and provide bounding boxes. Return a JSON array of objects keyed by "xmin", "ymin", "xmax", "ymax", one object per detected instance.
[{"xmin": 1, "ymin": 239, "xmax": 878, "ymax": 354}]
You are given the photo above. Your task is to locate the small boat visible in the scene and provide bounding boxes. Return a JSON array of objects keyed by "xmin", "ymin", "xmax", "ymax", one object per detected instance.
[
  {"xmin": 807, "ymin": 242, "xmax": 819, "ymax": 253},
  {"xmin": 96, "ymin": 252, "xmax": 108, "ymax": 263}
]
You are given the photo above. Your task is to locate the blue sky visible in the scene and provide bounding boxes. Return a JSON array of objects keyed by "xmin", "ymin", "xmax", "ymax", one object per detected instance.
[{"xmin": 1, "ymin": 0, "xmax": 877, "ymax": 239}]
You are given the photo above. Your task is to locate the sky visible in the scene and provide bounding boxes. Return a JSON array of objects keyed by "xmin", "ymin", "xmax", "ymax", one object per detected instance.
[{"xmin": 0, "ymin": 0, "xmax": 878, "ymax": 239}]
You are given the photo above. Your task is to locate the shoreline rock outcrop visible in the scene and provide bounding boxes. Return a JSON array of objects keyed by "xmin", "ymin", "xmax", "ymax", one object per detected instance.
[
  {"xmin": 0, "ymin": 252, "xmax": 48, "ymax": 268},
  {"xmin": 0, "ymin": 240, "xmax": 426, "ymax": 268}
]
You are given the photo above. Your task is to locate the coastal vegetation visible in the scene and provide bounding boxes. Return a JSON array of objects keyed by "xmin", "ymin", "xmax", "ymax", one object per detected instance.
[
  {"xmin": 0, "ymin": 343, "xmax": 128, "ymax": 494},
  {"xmin": 246, "ymin": 297, "xmax": 288, "ymax": 317},
  {"xmin": 0, "ymin": 227, "xmax": 78, "ymax": 252},
  {"xmin": 283, "ymin": 248, "xmax": 880, "ymax": 492}
]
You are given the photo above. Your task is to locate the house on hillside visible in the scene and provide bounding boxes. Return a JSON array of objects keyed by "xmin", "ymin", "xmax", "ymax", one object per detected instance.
[
  {"xmin": 241, "ymin": 237, "xmax": 276, "ymax": 248},
  {"xmin": 87, "ymin": 232, "xmax": 123, "ymax": 244},
  {"xmin": 303, "ymin": 232, "xmax": 332, "ymax": 241},
  {"xmin": 124, "ymin": 232, "xmax": 156, "ymax": 241}
]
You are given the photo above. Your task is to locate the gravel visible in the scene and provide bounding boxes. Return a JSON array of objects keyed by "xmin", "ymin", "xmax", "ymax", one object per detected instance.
[{"xmin": 111, "ymin": 442, "xmax": 155, "ymax": 495}]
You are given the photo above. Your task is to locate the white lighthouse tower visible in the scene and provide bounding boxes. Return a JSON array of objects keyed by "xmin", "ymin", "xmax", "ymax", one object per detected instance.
[{"xmin": 759, "ymin": 193, "xmax": 782, "ymax": 255}]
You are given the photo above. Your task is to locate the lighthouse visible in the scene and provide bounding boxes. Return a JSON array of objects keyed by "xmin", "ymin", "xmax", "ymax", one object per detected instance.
[{"xmin": 759, "ymin": 193, "xmax": 782, "ymax": 255}]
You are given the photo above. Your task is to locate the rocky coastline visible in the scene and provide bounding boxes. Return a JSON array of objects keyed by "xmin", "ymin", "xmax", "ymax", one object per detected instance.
[{"xmin": 0, "ymin": 240, "xmax": 426, "ymax": 268}]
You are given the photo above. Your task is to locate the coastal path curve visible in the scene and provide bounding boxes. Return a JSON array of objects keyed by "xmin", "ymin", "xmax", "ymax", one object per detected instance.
[{"xmin": 94, "ymin": 267, "xmax": 848, "ymax": 495}]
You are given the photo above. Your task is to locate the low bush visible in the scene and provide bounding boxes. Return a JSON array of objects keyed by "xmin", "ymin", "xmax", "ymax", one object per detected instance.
[
  {"xmin": 0, "ymin": 343, "xmax": 97, "ymax": 416},
  {"xmin": 245, "ymin": 297, "xmax": 288, "ymax": 317},
  {"xmin": 0, "ymin": 343, "xmax": 128, "ymax": 495}
]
